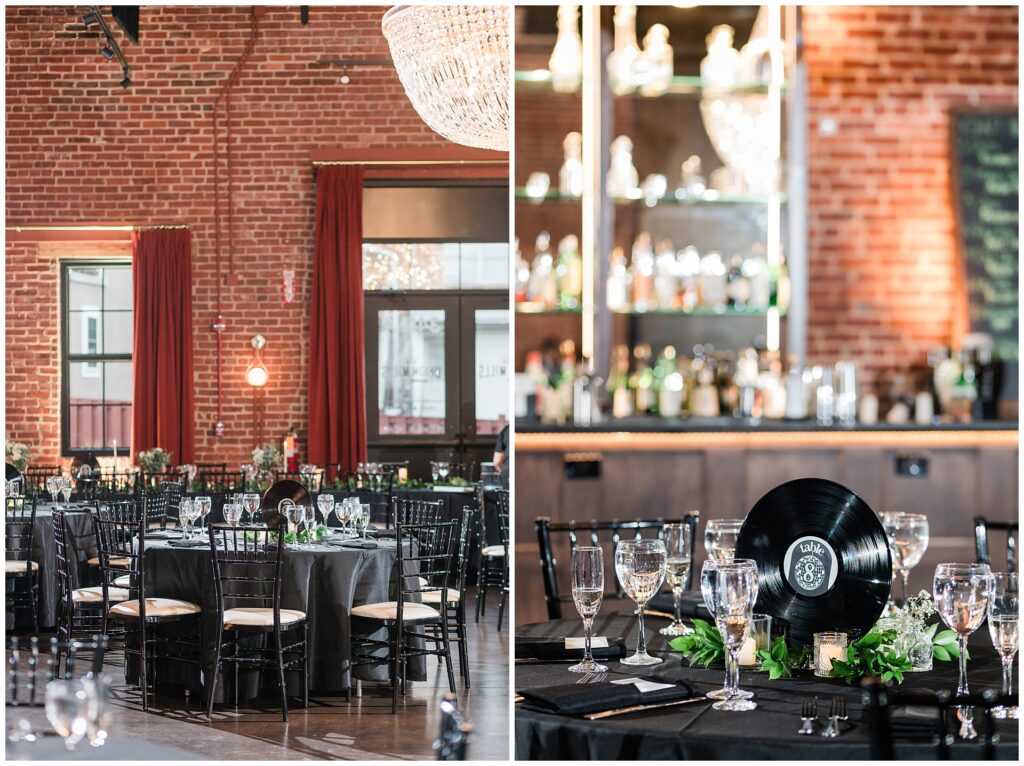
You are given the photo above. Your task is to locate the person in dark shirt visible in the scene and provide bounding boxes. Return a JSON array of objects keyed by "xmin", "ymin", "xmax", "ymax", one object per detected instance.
[{"xmin": 493, "ymin": 423, "xmax": 509, "ymax": 487}]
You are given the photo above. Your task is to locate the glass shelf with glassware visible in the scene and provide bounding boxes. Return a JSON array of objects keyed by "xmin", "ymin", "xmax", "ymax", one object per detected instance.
[
  {"xmin": 515, "ymin": 69, "xmax": 784, "ymax": 99},
  {"xmin": 516, "ymin": 187, "xmax": 785, "ymax": 207}
]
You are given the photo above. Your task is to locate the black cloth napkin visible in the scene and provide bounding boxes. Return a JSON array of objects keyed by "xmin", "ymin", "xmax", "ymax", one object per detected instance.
[
  {"xmin": 887, "ymin": 704, "xmax": 944, "ymax": 739},
  {"xmin": 517, "ymin": 676, "xmax": 694, "ymax": 716},
  {"xmin": 165, "ymin": 539, "xmax": 208, "ymax": 549},
  {"xmin": 330, "ymin": 540, "xmax": 378, "ymax": 549},
  {"xmin": 647, "ymin": 591, "xmax": 711, "ymax": 619},
  {"xmin": 515, "ymin": 635, "xmax": 627, "ymax": 662},
  {"xmin": 145, "ymin": 530, "xmax": 179, "ymax": 540}
]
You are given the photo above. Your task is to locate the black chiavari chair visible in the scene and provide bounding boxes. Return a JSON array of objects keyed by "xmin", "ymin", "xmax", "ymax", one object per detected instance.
[
  {"xmin": 96, "ymin": 503, "xmax": 202, "ymax": 711},
  {"xmin": 394, "ymin": 497, "xmax": 445, "ymax": 527},
  {"xmin": 351, "ymin": 519, "xmax": 459, "ymax": 714},
  {"xmin": 143, "ymin": 490, "xmax": 169, "ymax": 530},
  {"xmin": 7, "ymin": 635, "xmax": 108, "ymax": 706},
  {"xmin": 5, "ymin": 496, "xmax": 39, "ymax": 635},
  {"xmin": 974, "ymin": 516, "xmax": 1018, "ymax": 574},
  {"xmin": 534, "ymin": 513, "xmax": 700, "ymax": 620},
  {"xmin": 20, "ymin": 467, "xmax": 61, "ymax": 499},
  {"xmin": 195, "ymin": 462, "xmax": 227, "ymax": 474},
  {"xmin": 344, "ymin": 470, "xmax": 395, "ymax": 528},
  {"xmin": 421, "ymin": 506, "xmax": 474, "ymax": 688},
  {"xmin": 197, "ymin": 466, "xmax": 242, "ymax": 493},
  {"xmin": 862, "ymin": 677, "xmax": 1016, "ymax": 759},
  {"xmin": 475, "ymin": 487, "xmax": 509, "ymax": 628},
  {"xmin": 445, "ymin": 462, "xmax": 477, "ymax": 483},
  {"xmin": 434, "ymin": 692, "xmax": 472, "ymax": 760},
  {"xmin": 206, "ymin": 525, "xmax": 308, "ymax": 721},
  {"xmin": 159, "ymin": 479, "xmax": 185, "ymax": 528}
]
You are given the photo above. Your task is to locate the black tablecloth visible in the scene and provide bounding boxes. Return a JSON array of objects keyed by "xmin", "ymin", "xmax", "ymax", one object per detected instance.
[
  {"xmin": 5, "ymin": 737, "xmax": 200, "ymax": 760},
  {"xmin": 515, "ymin": 612, "xmax": 1018, "ymax": 760},
  {"xmin": 137, "ymin": 535, "xmax": 426, "ymax": 699}
]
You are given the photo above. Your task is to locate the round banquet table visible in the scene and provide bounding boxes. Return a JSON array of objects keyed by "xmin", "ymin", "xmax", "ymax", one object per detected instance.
[
  {"xmin": 515, "ymin": 611, "xmax": 1018, "ymax": 760},
  {"xmin": 132, "ymin": 533, "xmax": 427, "ymax": 700},
  {"xmin": 5, "ymin": 737, "xmax": 199, "ymax": 761}
]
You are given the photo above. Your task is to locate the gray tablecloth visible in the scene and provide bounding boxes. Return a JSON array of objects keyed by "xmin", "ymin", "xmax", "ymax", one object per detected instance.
[{"xmin": 138, "ymin": 535, "xmax": 426, "ymax": 699}]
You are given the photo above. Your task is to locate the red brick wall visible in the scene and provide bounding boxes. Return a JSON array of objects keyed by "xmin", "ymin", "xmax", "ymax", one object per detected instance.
[
  {"xmin": 5, "ymin": 5, "xmax": 449, "ymax": 466},
  {"xmin": 803, "ymin": 5, "xmax": 1018, "ymax": 387}
]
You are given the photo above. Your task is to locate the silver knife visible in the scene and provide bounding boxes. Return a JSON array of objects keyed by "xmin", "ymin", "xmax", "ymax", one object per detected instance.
[{"xmin": 583, "ymin": 695, "xmax": 710, "ymax": 720}]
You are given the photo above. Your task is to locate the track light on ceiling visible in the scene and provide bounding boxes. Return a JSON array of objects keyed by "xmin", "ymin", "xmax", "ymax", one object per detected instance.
[
  {"xmin": 120, "ymin": 68, "xmax": 132, "ymax": 89},
  {"xmin": 80, "ymin": 6, "xmax": 133, "ymax": 88},
  {"xmin": 101, "ymin": 46, "xmax": 115, "ymax": 60},
  {"xmin": 81, "ymin": 10, "xmax": 100, "ymax": 26}
]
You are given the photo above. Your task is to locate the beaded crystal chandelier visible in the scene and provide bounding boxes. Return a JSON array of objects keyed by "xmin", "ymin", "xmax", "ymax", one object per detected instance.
[{"xmin": 381, "ymin": 5, "xmax": 509, "ymax": 152}]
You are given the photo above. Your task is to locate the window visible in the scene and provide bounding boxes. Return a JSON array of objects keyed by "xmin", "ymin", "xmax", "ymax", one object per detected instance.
[
  {"xmin": 362, "ymin": 242, "xmax": 508, "ymax": 291},
  {"xmin": 61, "ymin": 262, "xmax": 133, "ymax": 455}
]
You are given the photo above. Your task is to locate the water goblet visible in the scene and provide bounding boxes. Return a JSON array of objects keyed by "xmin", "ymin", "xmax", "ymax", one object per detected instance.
[
  {"xmin": 304, "ymin": 503, "xmax": 318, "ymax": 545},
  {"xmin": 659, "ymin": 522, "xmax": 694, "ymax": 636},
  {"xmin": 223, "ymin": 502, "xmax": 242, "ymax": 528},
  {"xmin": 45, "ymin": 679, "xmax": 92, "ymax": 750},
  {"xmin": 335, "ymin": 498, "xmax": 352, "ymax": 537},
  {"xmin": 711, "ymin": 563, "xmax": 759, "ymax": 711},
  {"xmin": 568, "ymin": 546, "xmax": 607, "ymax": 674},
  {"xmin": 179, "ymin": 498, "xmax": 194, "ymax": 540},
  {"xmin": 430, "ymin": 461, "xmax": 440, "ymax": 484},
  {"xmin": 437, "ymin": 462, "xmax": 450, "ymax": 483},
  {"xmin": 882, "ymin": 512, "xmax": 929, "ymax": 610},
  {"xmin": 318, "ymin": 493, "xmax": 335, "ymax": 531},
  {"xmin": 243, "ymin": 493, "xmax": 262, "ymax": 528},
  {"xmin": 194, "ymin": 496, "xmax": 212, "ymax": 530},
  {"xmin": 988, "ymin": 572, "xmax": 1019, "ymax": 720},
  {"xmin": 701, "ymin": 558, "xmax": 758, "ymax": 699},
  {"xmin": 934, "ymin": 562, "xmax": 993, "ymax": 739},
  {"xmin": 81, "ymin": 677, "xmax": 111, "ymax": 747},
  {"xmin": 704, "ymin": 519, "xmax": 744, "ymax": 561},
  {"xmin": 614, "ymin": 539, "xmax": 667, "ymax": 665}
]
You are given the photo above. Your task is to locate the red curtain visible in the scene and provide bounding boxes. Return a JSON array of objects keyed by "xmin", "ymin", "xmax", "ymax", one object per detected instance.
[
  {"xmin": 308, "ymin": 166, "xmax": 367, "ymax": 470},
  {"xmin": 131, "ymin": 229, "xmax": 196, "ymax": 463}
]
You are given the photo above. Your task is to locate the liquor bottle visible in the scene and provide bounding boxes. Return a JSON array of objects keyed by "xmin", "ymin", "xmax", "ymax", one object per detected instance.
[
  {"xmin": 607, "ymin": 345, "xmax": 635, "ymax": 418},
  {"xmin": 607, "ymin": 4, "xmax": 641, "ymax": 95},
  {"xmin": 745, "ymin": 245, "xmax": 770, "ymax": 310},
  {"xmin": 652, "ymin": 345, "xmax": 678, "ymax": 416},
  {"xmin": 949, "ymin": 350, "xmax": 978, "ymax": 423},
  {"xmin": 769, "ymin": 258, "xmax": 791, "ymax": 311},
  {"xmin": 606, "ymin": 247, "xmax": 632, "ymax": 311},
  {"xmin": 734, "ymin": 348, "xmax": 759, "ymax": 418},
  {"xmin": 761, "ymin": 354, "xmax": 787, "ymax": 419},
  {"xmin": 548, "ymin": 4, "xmax": 583, "ymax": 93},
  {"xmin": 701, "ymin": 25, "xmax": 739, "ymax": 89},
  {"xmin": 632, "ymin": 344, "xmax": 656, "ymax": 415},
  {"xmin": 690, "ymin": 365, "xmax": 720, "ymax": 418},
  {"xmin": 573, "ymin": 359, "xmax": 601, "ymax": 426},
  {"xmin": 559, "ymin": 131, "xmax": 584, "ymax": 198},
  {"xmin": 783, "ymin": 356, "xmax": 810, "ymax": 420},
  {"xmin": 659, "ymin": 350, "xmax": 685, "ymax": 418},
  {"xmin": 679, "ymin": 155, "xmax": 707, "ymax": 199},
  {"xmin": 555, "ymin": 234, "xmax": 583, "ymax": 310},
  {"xmin": 698, "ymin": 251, "xmax": 727, "ymax": 311},
  {"xmin": 677, "ymin": 245, "xmax": 701, "ymax": 312},
  {"xmin": 514, "ymin": 237, "xmax": 529, "ymax": 303},
  {"xmin": 654, "ymin": 238, "xmax": 678, "ymax": 310},
  {"xmin": 726, "ymin": 255, "xmax": 750, "ymax": 310},
  {"xmin": 638, "ymin": 23, "xmax": 673, "ymax": 97},
  {"xmin": 607, "ymin": 135, "xmax": 639, "ymax": 199},
  {"xmin": 716, "ymin": 351, "xmax": 740, "ymax": 416},
  {"xmin": 975, "ymin": 344, "xmax": 1002, "ymax": 420},
  {"xmin": 631, "ymin": 233, "xmax": 655, "ymax": 312},
  {"xmin": 527, "ymin": 232, "xmax": 558, "ymax": 309}
]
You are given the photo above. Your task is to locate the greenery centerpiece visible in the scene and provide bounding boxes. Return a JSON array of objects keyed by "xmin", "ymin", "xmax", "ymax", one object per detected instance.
[
  {"xmin": 6, "ymin": 440, "xmax": 29, "ymax": 473},
  {"xmin": 137, "ymin": 447, "xmax": 171, "ymax": 475}
]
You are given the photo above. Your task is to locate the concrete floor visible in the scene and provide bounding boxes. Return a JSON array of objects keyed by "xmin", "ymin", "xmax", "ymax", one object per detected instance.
[{"xmin": 6, "ymin": 589, "xmax": 510, "ymax": 760}]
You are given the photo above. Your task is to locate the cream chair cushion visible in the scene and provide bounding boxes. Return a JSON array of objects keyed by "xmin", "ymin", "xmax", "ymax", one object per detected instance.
[
  {"xmin": 4, "ymin": 560, "xmax": 38, "ymax": 574},
  {"xmin": 87, "ymin": 556, "xmax": 131, "ymax": 569},
  {"xmin": 113, "ymin": 574, "xmax": 131, "ymax": 588},
  {"xmin": 420, "ymin": 589, "xmax": 460, "ymax": 605},
  {"xmin": 351, "ymin": 601, "xmax": 441, "ymax": 621},
  {"xmin": 223, "ymin": 608, "xmax": 306, "ymax": 628},
  {"xmin": 109, "ymin": 598, "xmax": 201, "ymax": 618},
  {"xmin": 72, "ymin": 586, "xmax": 129, "ymax": 604},
  {"xmin": 482, "ymin": 545, "xmax": 505, "ymax": 558}
]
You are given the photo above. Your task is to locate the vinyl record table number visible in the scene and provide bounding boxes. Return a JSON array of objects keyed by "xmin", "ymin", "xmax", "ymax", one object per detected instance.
[{"xmin": 735, "ymin": 478, "xmax": 892, "ymax": 645}]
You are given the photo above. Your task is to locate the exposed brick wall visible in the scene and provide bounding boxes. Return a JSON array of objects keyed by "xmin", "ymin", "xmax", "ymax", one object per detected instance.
[
  {"xmin": 5, "ymin": 5, "xmax": 449, "ymax": 466},
  {"xmin": 803, "ymin": 5, "xmax": 1018, "ymax": 387}
]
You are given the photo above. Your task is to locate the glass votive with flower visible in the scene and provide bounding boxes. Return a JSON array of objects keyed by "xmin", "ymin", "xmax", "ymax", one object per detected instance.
[{"xmin": 813, "ymin": 632, "xmax": 848, "ymax": 678}]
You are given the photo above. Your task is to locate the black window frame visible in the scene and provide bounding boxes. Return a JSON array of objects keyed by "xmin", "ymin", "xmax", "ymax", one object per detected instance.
[{"xmin": 60, "ymin": 259, "xmax": 133, "ymax": 457}]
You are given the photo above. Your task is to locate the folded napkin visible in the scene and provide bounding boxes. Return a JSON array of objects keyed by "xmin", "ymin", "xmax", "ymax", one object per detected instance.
[
  {"xmin": 517, "ymin": 676, "xmax": 694, "ymax": 716},
  {"xmin": 372, "ymin": 529, "xmax": 397, "ymax": 540},
  {"xmin": 165, "ymin": 539, "xmax": 209, "ymax": 549},
  {"xmin": 330, "ymin": 540, "xmax": 379, "ymax": 550},
  {"xmin": 887, "ymin": 705, "xmax": 944, "ymax": 739},
  {"xmin": 145, "ymin": 530, "xmax": 179, "ymax": 540},
  {"xmin": 515, "ymin": 635, "xmax": 627, "ymax": 662},
  {"xmin": 647, "ymin": 591, "xmax": 711, "ymax": 618}
]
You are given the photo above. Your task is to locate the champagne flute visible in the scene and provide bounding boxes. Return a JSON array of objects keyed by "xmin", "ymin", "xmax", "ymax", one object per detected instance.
[
  {"xmin": 60, "ymin": 476, "xmax": 73, "ymax": 506},
  {"xmin": 712, "ymin": 563, "xmax": 759, "ymax": 711},
  {"xmin": 934, "ymin": 562, "xmax": 992, "ymax": 739},
  {"xmin": 359, "ymin": 503, "xmax": 371, "ymax": 539},
  {"xmin": 660, "ymin": 522, "xmax": 694, "ymax": 636},
  {"xmin": 243, "ymin": 493, "xmax": 262, "ymax": 529},
  {"xmin": 988, "ymin": 572, "xmax": 1019, "ymax": 720},
  {"xmin": 194, "ymin": 496, "xmax": 212, "ymax": 530},
  {"xmin": 568, "ymin": 546, "xmax": 607, "ymax": 674},
  {"xmin": 318, "ymin": 493, "xmax": 335, "ymax": 533},
  {"xmin": 882, "ymin": 512, "xmax": 929, "ymax": 609},
  {"xmin": 304, "ymin": 503, "xmax": 318, "ymax": 545},
  {"xmin": 178, "ymin": 498, "xmax": 194, "ymax": 540},
  {"xmin": 615, "ymin": 539, "xmax": 667, "ymax": 666},
  {"xmin": 45, "ymin": 679, "xmax": 91, "ymax": 750},
  {"xmin": 701, "ymin": 558, "xmax": 758, "ymax": 700},
  {"xmin": 47, "ymin": 476, "xmax": 62, "ymax": 509},
  {"xmin": 704, "ymin": 519, "xmax": 744, "ymax": 561}
]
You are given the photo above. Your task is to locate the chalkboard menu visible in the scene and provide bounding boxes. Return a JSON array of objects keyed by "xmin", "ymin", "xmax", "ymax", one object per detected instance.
[{"xmin": 951, "ymin": 109, "xmax": 1019, "ymax": 361}]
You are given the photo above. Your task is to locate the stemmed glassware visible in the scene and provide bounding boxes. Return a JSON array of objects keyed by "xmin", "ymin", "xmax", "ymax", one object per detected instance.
[
  {"xmin": 436, "ymin": 461, "xmax": 450, "ymax": 483},
  {"xmin": 704, "ymin": 519, "xmax": 744, "ymax": 561},
  {"xmin": 318, "ymin": 493, "xmax": 335, "ymax": 533},
  {"xmin": 882, "ymin": 512, "xmax": 929, "ymax": 610},
  {"xmin": 987, "ymin": 572, "xmax": 1019, "ymax": 720},
  {"xmin": 44, "ymin": 679, "xmax": 91, "ymax": 750},
  {"xmin": 60, "ymin": 476, "xmax": 73, "ymax": 506},
  {"xmin": 568, "ymin": 546, "xmax": 607, "ymax": 674},
  {"xmin": 194, "ymin": 496, "xmax": 212, "ymax": 531},
  {"xmin": 242, "ymin": 493, "xmax": 262, "ymax": 529},
  {"xmin": 711, "ymin": 562, "xmax": 759, "ymax": 711},
  {"xmin": 933, "ymin": 562, "xmax": 993, "ymax": 739},
  {"xmin": 430, "ymin": 461, "xmax": 440, "ymax": 484},
  {"xmin": 304, "ymin": 503, "xmax": 319, "ymax": 546},
  {"xmin": 82, "ymin": 676, "xmax": 111, "ymax": 747},
  {"xmin": 223, "ymin": 502, "xmax": 242, "ymax": 528},
  {"xmin": 701, "ymin": 558, "xmax": 758, "ymax": 700},
  {"xmin": 659, "ymin": 522, "xmax": 694, "ymax": 636},
  {"xmin": 335, "ymin": 498, "xmax": 352, "ymax": 537},
  {"xmin": 614, "ymin": 539, "xmax": 667, "ymax": 665},
  {"xmin": 358, "ymin": 504, "xmax": 371, "ymax": 539},
  {"xmin": 47, "ymin": 476, "xmax": 62, "ymax": 509},
  {"xmin": 178, "ymin": 498, "xmax": 195, "ymax": 540}
]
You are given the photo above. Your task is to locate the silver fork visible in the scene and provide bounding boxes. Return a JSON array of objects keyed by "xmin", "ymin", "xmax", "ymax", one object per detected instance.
[
  {"xmin": 798, "ymin": 698, "xmax": 817, "ymax": 735},
  {"xmin": 822, "ymin": 696, "xmax": 841, "ymax": 738}
]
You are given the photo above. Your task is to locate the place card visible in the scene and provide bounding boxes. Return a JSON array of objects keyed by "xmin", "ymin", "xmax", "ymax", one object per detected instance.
[
  {"xmin": 612, "ymin": 677, "xmax": 676, "ymax": 693},
  {"xmin": 565, "ymin": 636, "xmax": 609, "ymax": 649}
]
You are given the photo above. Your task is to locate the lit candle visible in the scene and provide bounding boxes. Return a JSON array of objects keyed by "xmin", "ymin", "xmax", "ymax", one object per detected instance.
[
  {"xmin": 813, "ymin": 632, "xmax": 848, "ymax": 678},
  {"xmin": 738, "ymin": 637, "xmax": 758, "ymax": 666},
  {"xmin": 112, "ymin": 439, "xmax": 117, "ymax": 466}
]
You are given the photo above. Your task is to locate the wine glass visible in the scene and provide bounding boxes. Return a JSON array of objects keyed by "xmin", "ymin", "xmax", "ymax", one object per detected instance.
[
  {"xmin": 304, "ymin": 503, "xmax": 318, "ymax": 545},
  {"xmin": 934, "ymin": 562, "xmax": 993, "ymax": 739},
  {"xmin": 47, "ymin": 476, "xmax": 62, "ymax": 509},
  {"xmin": 437, "ymin": 462, "xmax": 450, "ymax": 483},
  {"xmin": 882, "ymin": 512, "xmax": 929, "ymax": 609},
  {"xmin": 60, "ymin": 476, "xmax": 73, "ymax": 506},
  {"xmin": 81, "ymin": 677, "xmax": 111, "ymax": 747},
  {"xmin": 659, "ymin": 522, "xmax": 694, "ymax": 636},
  {"xmin": 988, "ymin": 572, "xmax": 1019, "ymax": 720},
  {"xmin": 291, "ymin": 504, "xmax": 308, "ymax": 548},
  {"xmin": 704, "ymin": 519, "xmax": 744, "ymax": 561},
  {"xmin": 335, "ymin": 498, "xmax": 352, "ymax": 537},
  {"xmin": 243, "ymin": 493, "xmax": 262, "ymax": 529},
  {"xmin": 614, "ymin": 539, "xmax": 667, "ymax": 665},
  {"xmin": 223, "ymin": 502, "xmax": 242, "ymax": 528},
  {"xmin": 430, "ymin": 461, "xmax": 440, "ymax": 484},
  {"xmin": 45, "ymin": 679, "xmax": 92, "ymax": 750},
  {"xmin": 701, "ymin": 558, "xmax": 758, "ymax": 700},
  {"xmin": 178, "ymin": 498, "xmax": 194, "ymax": 540},
  {"xmin": 712, "ymin": 563, "xmax": 759, "ymax": 711},
  {"xmin": 569, "ymin": 546, "xmax": 607, "ymax": 674},
  {"xmin": 194, "ymin": 496, "xmax": 212, "ymax": 530},
  {"xmin": 318, "ymin": 493, "xmax": 335, "ymax": 532}
]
